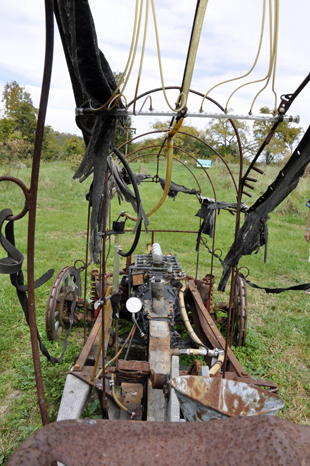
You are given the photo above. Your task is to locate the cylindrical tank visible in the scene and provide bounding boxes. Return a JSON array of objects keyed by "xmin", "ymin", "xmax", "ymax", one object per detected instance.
[{"xmin": 152, "ymin": 243, "xmax": 163, "ymax": 265}]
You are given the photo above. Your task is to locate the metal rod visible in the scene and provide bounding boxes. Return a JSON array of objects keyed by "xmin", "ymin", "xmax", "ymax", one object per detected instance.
[
  {"xmin": 27, "ymin": 0, "xmax": 54, "ymax": 426},
  {"xmin": 84, "ymin": 202, "xmax": 91, "ymax": 344},
  {"xmin": 101, "ymin": 169, "xmax": 109, "ymax": 413},
  {"xmin": 78, "ymin": 107, "xmax": 300, "ymax": 123}
]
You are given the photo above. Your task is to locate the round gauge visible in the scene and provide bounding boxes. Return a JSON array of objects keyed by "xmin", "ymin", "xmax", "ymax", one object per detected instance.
[{"xmin": 126, "ymin": 297, "xmax": 142, "ymax": 314}]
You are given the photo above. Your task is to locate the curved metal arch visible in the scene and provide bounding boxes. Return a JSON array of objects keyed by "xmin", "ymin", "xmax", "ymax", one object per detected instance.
[
  {"xmin": 0, "ymin": 176, "xmax": 30, "ymax": 221},
  {"xmin": 117, "ymin": 129, "xmax": 237, "ymax": 193},
  {"xmin": 126, "ymin": 152, "xmax": 202, "ymax": 197},
  {"xmin": 127, "ymin": 86, "xmax": 243, "ymax": 174},
  {"xmin": 123, "ymin": 143, "xmax": 216, "ymax": 200}
]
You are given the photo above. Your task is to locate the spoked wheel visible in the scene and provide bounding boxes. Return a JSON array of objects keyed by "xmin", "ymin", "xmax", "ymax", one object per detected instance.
[
  {"xmin": 46, "ymin": 266, "xmax": 81, "ymax": 341},
  {"xmin": 231, "ymin": 275, "xmax": 247, "ymax": 346}
]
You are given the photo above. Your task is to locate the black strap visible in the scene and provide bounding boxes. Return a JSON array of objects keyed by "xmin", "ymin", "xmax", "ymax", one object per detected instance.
[
  {"xmin": 199, "ymin": 235, "xmax": 310, "ymax": 295},
  {"xmin": 239, "ymin": 273, "xmax": 310, "ymax": 295},
  {"xmin": 0, "ymin": 208, "xmax": 75, "ymax": 364}
]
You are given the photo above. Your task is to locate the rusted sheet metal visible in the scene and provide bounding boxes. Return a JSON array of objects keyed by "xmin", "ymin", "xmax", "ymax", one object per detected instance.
[
  {"xmin": 147, "ymin": 320, "xmax": 170, "ymax": 421},
  {"xmin": 8, "ymin": 417, "xmax": 310, "ymax": 466},
  {"xmin": 117, "ymin": 360, "xmax": 150, "ymax": 383},
  {"xmin": 189, "ymin": 279, "xmax": 246, "ymax": 376},
  {"xmin": 170, "ymin": 376, "xmax": 284, "ymax": 422},
  {"xmin": 119, "ymin": 383, "xmax": 143, "ymax": 421},
  {"xmin": 213, "ymin": 371, "xmax": 279, "ymax": 393}
]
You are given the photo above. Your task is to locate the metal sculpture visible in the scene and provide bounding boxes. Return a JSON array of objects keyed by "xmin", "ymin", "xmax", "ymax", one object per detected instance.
[{"xmin": 2, "ymin": 1, "xmax": 310, "ymax": 464}]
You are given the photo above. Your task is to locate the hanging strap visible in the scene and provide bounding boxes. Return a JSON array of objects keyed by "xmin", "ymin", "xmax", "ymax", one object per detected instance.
[
  {"xmin": 199, "ymin": 235, "xmax": 310, "ymax": 294},
  {"xmin": 0, "ymin": 208, "xmax": 75, "ymax": 364}
]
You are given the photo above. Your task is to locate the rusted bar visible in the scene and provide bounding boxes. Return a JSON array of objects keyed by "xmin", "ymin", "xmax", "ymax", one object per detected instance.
[
  {"xmin": 84, "ymin": 202, "xmax": 91, "ymax": 344},
  {"xmin": 188, "ymin": 280, "xmax": 245, "ymax": 376},
  {"xmin": 26, "ymin": 0, "xmax": 54, "ymax": 427},
  {"xmin": 101, "ymin": 169, "xmax": 109, "ymax": 412},
  {"xmin": 8, "ymin": 417, "xmax": 310, "ymax": 466},
  {"xmin": 109, "ymin": 229, "xmax": 199, "ymax": 234}
]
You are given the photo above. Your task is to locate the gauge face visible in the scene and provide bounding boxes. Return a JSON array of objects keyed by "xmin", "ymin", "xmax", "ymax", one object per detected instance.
[{"xmin": 126, "ymin": 297, "xmax": 142, "ymax": 314}]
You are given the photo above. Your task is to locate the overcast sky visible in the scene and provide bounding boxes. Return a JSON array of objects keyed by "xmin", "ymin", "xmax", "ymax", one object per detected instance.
[{"xmin": 0, "ymin": 0, "xmax": 309, "ymax": 139}]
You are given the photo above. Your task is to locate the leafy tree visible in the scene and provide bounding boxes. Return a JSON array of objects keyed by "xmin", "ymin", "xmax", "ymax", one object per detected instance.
[
  {"xmin": 253, "ymin": 107, "xmax": 303, "ymax": 165},
  {"xmin": 64, "ymin": 135, "xmax": 85, "ymax": 157},
  {"xmin": 203, "ymin": 113, "xmax": 253, "ymax": 160},
  {"xmin": 1, "ymin": 81, "xmax": 37, "ymax": 145}
]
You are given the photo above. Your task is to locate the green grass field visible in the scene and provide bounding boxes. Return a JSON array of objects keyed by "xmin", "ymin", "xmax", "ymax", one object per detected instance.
[{"xmin": 1, "ymin": 159, "xmax": 310, "ymax": 463}]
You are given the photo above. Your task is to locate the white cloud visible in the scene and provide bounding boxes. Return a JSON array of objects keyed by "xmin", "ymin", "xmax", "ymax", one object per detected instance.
[{"xmin": 0, "ymin": 0, "xmax": 309, "ymax": 136}]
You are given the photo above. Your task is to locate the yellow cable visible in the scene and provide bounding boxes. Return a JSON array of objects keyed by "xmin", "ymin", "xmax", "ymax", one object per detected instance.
[
  {"xmin": 200, "ymin": 0, "xmax": 266, "ymax": 111},
  {"xmin": 95, "ymin": 324, "xmax": 136, "ymax": 379},
  {"xmin": 89, "ymin": 0, "xmax": 143, "ymax": 112},
  {"xmin": 271, "ymin": 0, "xmax": 279, "ymax": 113},
  {"xmin": 150, "ymin": 0, "xmax": 185, "ymax": 112},
  {"xmin": 249, "ymin": 0, "xmax": 278, "ymax": 114},
  {"xmin": 201, "ymin": 0, "xmax": 267, "ymax": 111},
  {"xmin": 133, "ymin": 0, "xmax": 149, "ymax": 115},
  {"xmin": 123, "ymin": 135, "xmax": 174, "ymax": 222}
]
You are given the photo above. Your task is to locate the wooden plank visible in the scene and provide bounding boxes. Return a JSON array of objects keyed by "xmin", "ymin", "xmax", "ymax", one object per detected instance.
[
  {"xmin": 73, "ymin": 299, "xmax": 113, "ymax": 371},
  {"xmin": 188, "ymin": 280, "xmax": 246, "ymax": 377}
]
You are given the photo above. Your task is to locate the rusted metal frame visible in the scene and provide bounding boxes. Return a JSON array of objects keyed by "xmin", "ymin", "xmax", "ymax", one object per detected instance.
[
  {"xmin": 24, "ymin": 0, "xmax": 54, "ymax": 426},
  {"xmin": 124, "ymin": 142, "xmax": 216, "ymax": 199},
  {"xmin": 127, "ymin": 151, "xmax": 202, "ymax": 196},
  {"xmin": 188, "ymin": 280, "xmax": 246, "ymax": 376},
  {"xmin": 118, "ymin": 229, "xmax": 199, "ymax": 234},
  {"xmin": 0, "ymin": 177, "xmax": 30, "ymax": 221},
  {"xmin": 174, "ymin": 131, "xmax": 238, "ymax": 193},
  {"xmin": 83, "ymin": 202, "xmax": 91, "ymax": 344},
  {"xmin": 222, "ymin": 121, "xmax": 244, "ymax": 377},
  {"xmin": 119, "ymin": 130, "xmax": 237, "ymax": 194},
  {"xmin": 242, "ymin": 74, "xmax": 310, "ymax": 185},
  {"xmin": 229, "ymin": 274, "xmax": 238, "ymax": 348},
  {"xmin": 100, "ymin": 169, "xmax": 109, "ymax": 412}
]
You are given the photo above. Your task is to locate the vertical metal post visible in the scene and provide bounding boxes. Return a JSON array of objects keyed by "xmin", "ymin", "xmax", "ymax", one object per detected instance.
[{"xmin": 27, "ymin": 0, "xmax": 54, "ymax": 426}]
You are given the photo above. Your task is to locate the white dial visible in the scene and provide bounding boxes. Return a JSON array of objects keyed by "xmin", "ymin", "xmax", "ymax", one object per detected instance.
[{"xmin": 126, "ymin": 297, "xmax": 142, "ymax": 314}]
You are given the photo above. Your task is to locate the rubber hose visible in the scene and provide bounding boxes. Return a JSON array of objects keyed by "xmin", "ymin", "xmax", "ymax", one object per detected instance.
[{"xmin": 112, "ymin": 146, "xmax": 142, "ymax": 257}]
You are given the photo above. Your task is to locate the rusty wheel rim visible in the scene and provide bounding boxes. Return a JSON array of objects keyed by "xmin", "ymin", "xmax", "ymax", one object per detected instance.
[{"xmin": 46, "ymin": 266, "xmax": 81, "ymax": 341}]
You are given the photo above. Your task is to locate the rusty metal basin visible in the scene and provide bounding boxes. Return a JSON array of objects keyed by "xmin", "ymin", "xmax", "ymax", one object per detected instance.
[{"xmin": 170, "ymin": 376, "xmax": 284, "ymax": 421}]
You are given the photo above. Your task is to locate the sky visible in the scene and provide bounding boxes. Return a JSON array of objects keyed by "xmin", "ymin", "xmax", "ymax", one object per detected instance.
[{"xmin": 0, "ymin": 0, "xmax": 309, "ymax": 140}]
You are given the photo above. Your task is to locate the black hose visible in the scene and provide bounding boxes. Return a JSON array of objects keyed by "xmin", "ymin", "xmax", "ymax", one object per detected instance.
[{"xmin": 112, "ymin": 147, "xmax": 142, "ymax": 257}]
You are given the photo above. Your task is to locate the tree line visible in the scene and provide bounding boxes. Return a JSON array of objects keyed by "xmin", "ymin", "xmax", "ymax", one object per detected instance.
[{"xmin": 0, "ymin": 80, "xmax": 303, "ymax": 167}]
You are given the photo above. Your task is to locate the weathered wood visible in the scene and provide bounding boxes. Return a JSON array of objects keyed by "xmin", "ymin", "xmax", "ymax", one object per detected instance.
[
  {"xmin": 188, "ymin": 280, "xmax": 246, "ymax": 376},
  {"xmin": 74, "ymin": 299, "xmax": 112, "ymax": 371}
]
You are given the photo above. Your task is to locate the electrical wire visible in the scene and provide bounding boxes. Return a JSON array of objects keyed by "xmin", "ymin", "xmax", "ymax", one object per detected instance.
[
  {"xmin": 150, "ymin": 0, "xmax": 186, "ymax": 112},
  {"xmin": 133, "ymin": 0, "xmax": 149, "ymax": 115},
  {"xmin": 200, "ymin": 0, "xmax": 267, "ymax": 112},
  {"xmin": 248, "ymin": 0, "xmax": 279, "ymax": 114},
  {"xmin": 88, "ymin": 0, "xmax": 143, "ymax": 112},
  {"xmin": 95, "ymin": 324, "xmax": 136, "ymax": 379}
]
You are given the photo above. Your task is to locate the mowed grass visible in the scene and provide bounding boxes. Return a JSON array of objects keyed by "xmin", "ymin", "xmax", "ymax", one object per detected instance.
[{"xmin": 1, "ymin": 158, "xmax": 310, "ymax": 462}]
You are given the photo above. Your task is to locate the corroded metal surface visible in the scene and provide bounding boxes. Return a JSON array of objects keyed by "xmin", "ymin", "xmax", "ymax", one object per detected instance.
[
  {"xmin": 170, "ymin": 376, "xmax": 284, "ymax": 421},
  {"xmin": 189, "ymin": 279, "xmax": 246, "ymax": 376},
  {"xmin": 147, "ymin": 321, "xmax": 170, "ymax": 421},
  {"xmin": 8, "ymin": 417, "xmax": 310, "ymax": 466}
]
